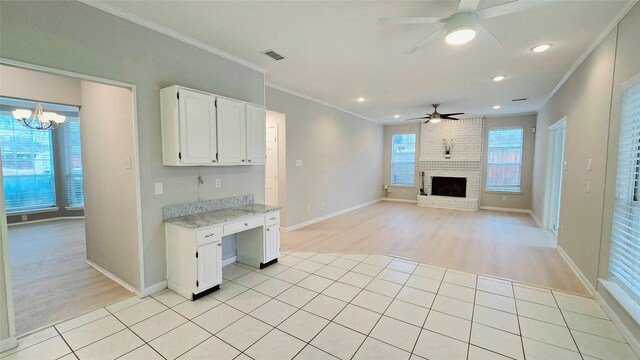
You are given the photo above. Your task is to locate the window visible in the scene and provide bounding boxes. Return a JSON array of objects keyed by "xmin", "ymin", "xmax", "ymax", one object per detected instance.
[
  {"xmin": 62, "ymin": 117, "xmax": 84, "ymax": 207},
  {"xmin": 0, "ymin": 97, "xmax": 83, "ymax": 213},
  {"xmin": 609, "ymin": 77, "xmax": 640, "ymax": 302},
  {"xmin": 486, "ymin": 127, "xmax": 523, "ymax": 192},
  {"xmin": 0, "ymin": 100, "xmax": 56, "ymax": 212},
  {"xmin": 391, "ymin": 133, "xmax": 416, "ymax": 186}
]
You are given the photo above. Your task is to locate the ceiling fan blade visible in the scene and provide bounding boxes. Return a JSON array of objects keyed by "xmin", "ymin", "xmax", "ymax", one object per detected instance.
[
  {"xmin": 441, "ymin": 112, "xmax": 464, "ymax": 116},
  {"xmin": 442, "ymin": 116, "xmax": 460, "ymax": 120},
  {"xmin": 475, "ymin": 23, "xmax": 500, "ymax": 46},
  {"xmin": 379, "ymin": 17, "xmax": 446, "ymax": 25},
  {"xmin": 408, "ymin": 28, "xmax": 444, "ymax": 54},
  {"xmin": 476, "ymin": 0, "xmax": 555, "ymax": 20},
  {"xmin": 457, "ymin": 0, "xmax": 481, "ymax": 13},
  {"xmin": 405, "ymin": 116, "xmax": 430, "ymax": 121}
]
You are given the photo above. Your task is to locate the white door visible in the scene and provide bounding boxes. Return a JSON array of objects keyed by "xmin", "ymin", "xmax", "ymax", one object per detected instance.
[
  {"xmin": 196, "ymin": 240, "xmax": 222, "ymax": 293},
  {"xmin": 550, "ymin": 125, "xmax": 566, "ymax": 235},
  {"xmin": 178, "ymin": 89, "xmax": 216, "ymax": 164},
  {"xmin": 246, "ymin": 105, "xmax": 266, "ymax": 164},
  {"xmin": 216, "ymin": 97, "xmax": 246, "ymax": 164},
  {"xmin": 264, "ymin": 224, "xmax": 280, "ymax": 263},
  {"xmin": 265, "ymin": 125, "xmax": 278, "ymax": 206}
]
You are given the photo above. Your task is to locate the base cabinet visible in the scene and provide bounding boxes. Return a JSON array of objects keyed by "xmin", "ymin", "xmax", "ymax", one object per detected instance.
[{"xmin": 264, "ymin": 224, "xmax": 280, "ymax": 264}]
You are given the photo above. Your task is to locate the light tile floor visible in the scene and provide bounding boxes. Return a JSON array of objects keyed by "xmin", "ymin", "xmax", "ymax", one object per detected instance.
[{"xmin": 1, "ymin": 252, "xmax": 638, "ymax": 360}]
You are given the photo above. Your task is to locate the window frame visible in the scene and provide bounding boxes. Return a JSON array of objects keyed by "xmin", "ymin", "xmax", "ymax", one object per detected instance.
[
  {"xmin": 390, "ymin": 132, "xmax": 417, "ymax": 187},
  {"xmin": 485, "ymin": 126, "xmax": 524, "ymax": 194}
]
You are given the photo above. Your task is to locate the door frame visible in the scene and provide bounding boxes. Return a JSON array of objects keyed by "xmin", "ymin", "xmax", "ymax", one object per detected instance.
[
  {"xmin": 0, "ymin": 58, "xmax": 146, "ymax": 343},
  {"xmin": 265, "ymin": 122, "xmax": 279, "ymax": 206},
  {"xmin": 543, "ymin": 116, "xmax": 567, "ymax": 233}
]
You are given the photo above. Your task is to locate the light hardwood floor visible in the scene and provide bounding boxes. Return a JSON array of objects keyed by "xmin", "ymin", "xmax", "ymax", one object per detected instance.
[
  {"xmin": 8, "ymin": 219, "xmax": 132, "ymax": 335},
  {"xmin": 281, "ymin": 201, "xmax": 589, "ymax": 295}
]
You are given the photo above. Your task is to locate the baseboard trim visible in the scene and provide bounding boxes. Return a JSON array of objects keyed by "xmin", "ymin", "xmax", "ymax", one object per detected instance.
[
  {"xmin": 8, "ymin": 216, "xmax": 85, "ymax": 227},
  {"xmin": 0, "ymin": 337, "xmax": 17, "ymax": 353},
  {"xmin": 556, "ymin": 245, "xmax": 596, "ymax": 296},
  {"xmin": 479, "ymin": 206, "xmax": 532, "ymax": 213},
  {"xmin": 140, "ymin": 281, "xmax": 167, "ymax": 297},
  {"xmin": 381, "ymin": 198, "xmax": 417, "ymax": 204},
  {"xmin": 596, "ymin": 280, "xmax": 640, "ymax": 357},
  {"xmin": 222, "ymin": 256, "xmax": 237, "ymax": 267},
  {"xmin": 284, "ymin": 199, "xmax": 382, "ymax": 232},
  {"xmin": 530, "ymin": 211, "xmax": 543, "ymax": 228},
  {"xmin": 85, "ymin": 259, "xmax": 138, "ymax": 296}
]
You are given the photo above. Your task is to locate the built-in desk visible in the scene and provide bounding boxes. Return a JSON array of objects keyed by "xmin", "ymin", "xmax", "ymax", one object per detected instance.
[{"xmin": 165, "ymin": 203, "xmax": 280, "ymax": 300}]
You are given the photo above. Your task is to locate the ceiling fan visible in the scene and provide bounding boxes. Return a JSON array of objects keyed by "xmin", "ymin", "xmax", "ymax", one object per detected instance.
[
  {"xmin": 407, "ymin": 104, "xmax": 464, "ymax": 123},
  {"xmin": 380, "ymin": 0, "xmax": 554, "ymax": 53}
]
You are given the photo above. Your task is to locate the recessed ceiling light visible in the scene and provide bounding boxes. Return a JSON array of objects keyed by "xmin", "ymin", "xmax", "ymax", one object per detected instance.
[
  {"xmin": 356, "ymin": 97, "xmax": 366, "ymax": 103},
  {"xmin": 531, "ymin": 43, "xmax": 552, "ymax": 53},
  {"xmin": 492, "ymin": 75, "xmax": 506, "ymax": 82},
  {"xmin": 393, "ymin": 114, "xmax": 400, "ymax": 118},
  {"xmin": 492, "ymin": 105, "xmax": 501, "ymax": 109}
]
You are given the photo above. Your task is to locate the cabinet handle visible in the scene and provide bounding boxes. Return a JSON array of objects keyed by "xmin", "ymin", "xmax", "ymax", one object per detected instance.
[
  {"xmin": 212, "ymin": 159, "xmax": 217, "ymax": 163},
  {"xmin": 241, "ymin": 159, "xmax": 246, "ymax": 162},
  {"xmin": 217, "ymin": 243, "xmax": 222, "ymax": 247},
  {"xmin": 248, "ymin": 159, "xmax": 252, "ymax": 162},
  {"xmin": 269, "ymin": 217, "xmax": 276, "ymax": 221},
  {"xmin": 204, "ymin": 233, "xmax": 215, "ymax": 238},
  {"xmin": 266, "ymin": 228, "xmax": 270, "ymax": 232},
  {"xmin": 244, "ymin": 223, "xmax": 249, "ymax": 226}
]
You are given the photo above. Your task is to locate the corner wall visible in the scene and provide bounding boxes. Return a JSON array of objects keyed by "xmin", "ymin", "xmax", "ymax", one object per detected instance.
[{"xmin": 266, "ymin": 87, "xmax": 384, "ymax": 228}]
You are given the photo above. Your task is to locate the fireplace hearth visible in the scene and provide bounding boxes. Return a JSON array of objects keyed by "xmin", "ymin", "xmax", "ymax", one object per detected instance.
[{"xmin": 431, "ymin": 176, "xmax": 467, "ymax": 198}]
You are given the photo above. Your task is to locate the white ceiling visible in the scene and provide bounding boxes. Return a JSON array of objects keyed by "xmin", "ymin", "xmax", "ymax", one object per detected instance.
[{"xmin": 102, "ymin": 0, "xmax": 632, "ymax": 124}]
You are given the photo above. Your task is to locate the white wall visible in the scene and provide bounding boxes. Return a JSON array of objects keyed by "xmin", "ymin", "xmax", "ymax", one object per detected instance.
[
  {"xmin": 0, "ymin": 0, "xmax": 265, "ymax": 290},
  {"xmin": 80, "ymin": 81, "xmax": 140, "ymax": 290},
  {"xmin": 266, "ymin": 87, "xmax": 384, "ymax": 228}
]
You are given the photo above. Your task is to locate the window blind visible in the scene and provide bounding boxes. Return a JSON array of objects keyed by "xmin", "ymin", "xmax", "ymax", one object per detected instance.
[
  {"xmin": 0, "ymin": 104, "xmax": 56, "ymax": 212},
  {"xmin": 391, "ymin": 133, "xmax": 416, "ymax": 186},
  {"xmin": 486, "ymin": 127, "xmax": 523, "ymax": 192},
  {"xmin": 62, "ymin": 116, "xmax": 84, "ymax": 207},
  {"xmin": 609, "ymin": 78, "xmax": 640, "ymax": 303}
]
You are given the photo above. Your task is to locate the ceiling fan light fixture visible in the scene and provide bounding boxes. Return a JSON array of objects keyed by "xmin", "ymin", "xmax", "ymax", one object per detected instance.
[
  {"xmin": 445, "ymin": 12, "xmax": 477, "ymax": 45},
  {"xmin": 429, "ymin": 118, "xmax": 442, "ymax": 124},
  {"xmin": 393, "ymin": 114, "xmax": 400, "ymax": 118}
]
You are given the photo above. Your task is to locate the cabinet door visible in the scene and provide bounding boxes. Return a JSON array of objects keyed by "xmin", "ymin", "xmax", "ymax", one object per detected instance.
[
  {"xmin": 178, "ymin": 88, "xmax": 217, "ymax": 164},
  {"xmin": 216, "ymin": 97, "xmax": 246, "ymax": 164},
  {"xmin": 246, "ymin": 104, "xmax": 266, "ymax": 164},
  {"xmin": 196, "ymin": 240, "xmax": 222, "ymax": 293},
  {"xmin": 264, "ymin": 224, "xmax": 280, "ymax": 263}
]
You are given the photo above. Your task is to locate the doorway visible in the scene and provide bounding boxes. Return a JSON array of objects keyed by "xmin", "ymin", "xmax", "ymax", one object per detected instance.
[
  {"xmin": 0, "ymin": 63, "xmax": 142, "ymax": 337},
  {"xmin": 545, "ymin": 118, "xmax": 567, "ymax": 236}
]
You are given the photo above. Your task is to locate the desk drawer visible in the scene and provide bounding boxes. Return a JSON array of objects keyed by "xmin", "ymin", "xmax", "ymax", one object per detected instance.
[
  {"xmin": 265, "ymin": 212, "xmax": 280, "ymax": 227},
  {"xmin": 224, "ymin": 216, "xmax": 264, "ymax": 235},
  {"xmin": 196, "ymin": 227, "xmax": 221, "ymax": 246}
]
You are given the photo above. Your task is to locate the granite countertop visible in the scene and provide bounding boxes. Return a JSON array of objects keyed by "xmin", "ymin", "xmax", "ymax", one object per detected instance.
[{"xmin": 165, "ymin": 203, "xmax": 279, "ymax": 229}]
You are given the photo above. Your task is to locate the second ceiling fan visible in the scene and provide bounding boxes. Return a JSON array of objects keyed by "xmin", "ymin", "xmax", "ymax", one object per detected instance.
[{"xmin": 408, "ymin": 104, "xmax": 464, "ymax": 123}]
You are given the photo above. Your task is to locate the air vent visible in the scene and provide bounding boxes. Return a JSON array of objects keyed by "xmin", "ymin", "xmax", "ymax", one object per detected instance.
[
  {"xmin": 262, "ymin": 50, "xmax": 285, "ymax": 61},
  {"xmin": 512, "ymin": 98, "xmax": 528, "ymax": 102}
]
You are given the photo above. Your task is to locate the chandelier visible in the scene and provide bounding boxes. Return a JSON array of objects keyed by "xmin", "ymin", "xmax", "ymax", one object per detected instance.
[{"xmin": 12, "ymin": 102, "xmax": 66, "ymax": 130}]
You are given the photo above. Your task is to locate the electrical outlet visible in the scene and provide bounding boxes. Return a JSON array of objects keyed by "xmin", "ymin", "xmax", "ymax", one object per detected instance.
[
  {"xmin": 21, "ymin": 214, "xmax": 27, "ymax": 221},
  {"xmin": 321, "ymin": 201, "xmax": 325, "ymax": 207},
  {"xmin": 215, "ymin": 178, "xmax": 222, "ymax": 188},
  {"xmin": 296, "ymin": 160, "xmax": 303, "ymax": 167},
  {"xmin": 587, "ymin": 159, "xmax": 592, "ymax": 171},
  {"xmin": 561, "ymin": 225, "xmax": 566, "ymax": 234},
  {"xmin": 586, "ymin": 180, "xmax": 591, "ymax": 193},
  {"xmin": 124, "ymin": 157, "xmax": 132, "ymax": 169},
  {"xmin": 307, "ymin": 204, "xmax": 311, "ymax": 212},
  {"xmin": 154, "ymin": 182, "xmax": 163, "ymax": 195}
]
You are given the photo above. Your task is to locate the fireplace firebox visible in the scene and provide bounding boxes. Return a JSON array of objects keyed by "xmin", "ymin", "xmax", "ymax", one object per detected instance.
[{"xmin": 431, "ymin": 177, "xmax": 467, "ymax": 198}]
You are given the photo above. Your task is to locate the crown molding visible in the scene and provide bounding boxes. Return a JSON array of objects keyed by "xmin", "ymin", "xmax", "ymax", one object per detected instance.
[
  {"xmin": 266, "ymin": 82, "xmax": 380, "ymax": 125},
  {"xmin": 540, "ymin": 0, "xmax": 638, "ymax": 107},
  {"xmin": 77, "ymin": 0, "xmax": 267, "ymax": 74}
]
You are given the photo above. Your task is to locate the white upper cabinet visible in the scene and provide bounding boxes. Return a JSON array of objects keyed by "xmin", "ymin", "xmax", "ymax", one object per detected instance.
[
  {"xmin": 216, "ymin": 97, "xmax": 246, "ymax": 164},
  {"xmin": 161, "ymin": 86, "xmax": 217, "ymax": 166},
  {"xmin": 161, "ymin": 85, "xmax": 265, "ymax": 166},
  {"xmin": 246, "ymin": 104, "xmax": 266, "ymax": 164}
]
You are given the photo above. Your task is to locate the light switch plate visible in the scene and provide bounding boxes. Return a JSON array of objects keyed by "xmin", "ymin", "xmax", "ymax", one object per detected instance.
[
  {"xmin": 154, "ymin": 182, "xmax": 163, "ymax": 195},
  {"xmin": 215, "ymin": 178, "xmax": 221, "ymax": 188},
  {"xmin": 296, "ymin": 160, "xmax": 303, "ymax": 167},
  {"xmin": 124, "ymin": 157, "xmax": 132, "ymax": 169}
]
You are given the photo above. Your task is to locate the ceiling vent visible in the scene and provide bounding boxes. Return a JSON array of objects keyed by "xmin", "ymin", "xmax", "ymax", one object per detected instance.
[
  {"xmin": 262, "ymin": 50, "xmax": 285, "ymax": 61},
  {"xmin": 512, "ymin": 98, "xmax": 528, "ymax": 102}
]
